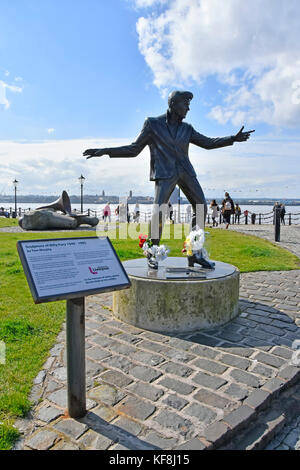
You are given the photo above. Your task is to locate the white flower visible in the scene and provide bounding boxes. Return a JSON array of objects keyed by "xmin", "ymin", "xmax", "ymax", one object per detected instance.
[
  {"xmin": 142, "ymin": 241, "xmax": 150, "ymax": 255},
  {"xmin": 142, "ymin": 242, "xmax": 169, "ymax": 261},
  {"xmin": 188, "ymin": 228, "xmax": 205, "ymax": 251},
  {"xmin": 154, "ymin": 244, "xmax": 170, "ymax": 261}
]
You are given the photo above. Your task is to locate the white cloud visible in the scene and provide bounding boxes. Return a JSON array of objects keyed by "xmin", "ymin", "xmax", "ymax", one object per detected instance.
[
  {"xmin": 0, "ymin": 138, "xmax": 153, "ymax": 196},
  {"xmin": 134, "ymin": 0, "xmax": 168, "ymax": 7},
  {"xmin": 0, "ymin": 80, "xmax": 22, "ymax": 109},
  {"xmin": 47, "ymin": 128, "xmax": 55, "ymax": 134},
  {"xmin": 136, "ymin": 0, "xmax": 300, "ymax": 128},
  {"xmin": 189, "ymin": 136, "xmax": 300, "ymax": 197},
  {"xmin": 0, "ymin": 135, "xmax": 300, "ymax": 198}
]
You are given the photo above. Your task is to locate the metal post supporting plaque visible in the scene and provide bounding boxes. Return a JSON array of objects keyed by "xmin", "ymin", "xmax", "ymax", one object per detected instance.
[{"xmin": 66, "ymin": 297, "xmax": 86, "ymax": 418}]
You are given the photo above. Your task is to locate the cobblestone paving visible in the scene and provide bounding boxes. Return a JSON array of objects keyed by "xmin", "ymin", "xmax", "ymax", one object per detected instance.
[{"xmin": 14, "ymin": 266, "xmax": 300, "ymax": 450}]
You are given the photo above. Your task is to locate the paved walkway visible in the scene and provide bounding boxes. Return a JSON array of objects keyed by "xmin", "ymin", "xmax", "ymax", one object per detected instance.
[{"xmin": 12, "ymin": 225, "xmax": 300, "ymax": 451}]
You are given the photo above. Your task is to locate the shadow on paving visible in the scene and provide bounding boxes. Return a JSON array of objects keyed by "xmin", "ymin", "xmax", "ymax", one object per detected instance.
[
  {"xmin": 77, "ymin": 411, "xmax": 161, "ymax": 450},
  {"xmin": 170, "ymin": 300, "xmax": 299, "ymax": 352}
]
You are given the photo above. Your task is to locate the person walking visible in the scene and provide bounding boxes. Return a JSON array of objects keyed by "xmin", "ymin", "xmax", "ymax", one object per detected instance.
[
  {"xmin": 133, "ymin": 203, "xmax": 140, "ymax": 223},
  {"xmin": 168, "ymin": 202, "xmax": 174, "ymax": 224},
  {"xmin": 115, "ymin": 205, "xmax": 120, "ymax": 222},
  {"xmin": 273, "ymin": 201, "xmax": 281, "ymax": 224},
  {"xmin": 280, "ymin": 203, "xmax": 286, "ymax": 225},
  {"xmin": 119, "ymin": 203, "xmax": 126, "ymax": 223},
  {"xmin": 222, "ymin": 192, "xmax": 234, "ymax": 229},
  {"xmin": 126, "ymin": 203, "xmax": 130, "ymax": 223},
  {"xmin": 0, "ymin": 207, "xmax": 9, "ymax": 218},
  {"xmin": 235, "ymin": 204, "xmax": 241, "ymax": 223},
  {"xmin": 103, "ymin": 202, "xmax": 111, "ymax": 222},
  {"xmin": 186, "ymin": 204, "xmax": 192, "ymax": 223},
  {"xmin": 210, "ymin": 199, "xmax": 219, "ymax": 227}
]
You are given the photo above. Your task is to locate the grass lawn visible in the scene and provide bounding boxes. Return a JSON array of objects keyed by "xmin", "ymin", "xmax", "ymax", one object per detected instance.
[
  {"xmin": 0, "ymin": 217, "xmax": 19, "ymax": 229},
  {"xmin": 0, "ymin": 224, "xmax": 299, "ymax": 449}
]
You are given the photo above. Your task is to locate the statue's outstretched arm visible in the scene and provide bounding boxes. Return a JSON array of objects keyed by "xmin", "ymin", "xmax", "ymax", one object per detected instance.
[
  {"xmin": 84, "ymin": 119, "xmax": 151, "ymax": 159},
  {"xmin": 190, "ymin": 125, "xmax": 255, "ymax": 150}
]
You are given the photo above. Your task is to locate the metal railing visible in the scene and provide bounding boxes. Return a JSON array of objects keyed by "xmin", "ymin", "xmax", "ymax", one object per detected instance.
[{"xmin": 1, "ymin": 206, "xmax": 300, "ymax": 225}]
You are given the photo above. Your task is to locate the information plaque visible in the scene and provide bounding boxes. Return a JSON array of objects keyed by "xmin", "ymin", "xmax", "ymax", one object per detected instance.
[{"xmin": 17, "ymin": 236, "xmax": 131, "ymax": 303}]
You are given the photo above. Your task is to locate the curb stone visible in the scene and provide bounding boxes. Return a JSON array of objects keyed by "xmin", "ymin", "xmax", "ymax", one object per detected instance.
[
  {"xmin": 215, "ymin": 381, "xmax": 300, "ymax": 450},
  {"xmin": 196, "ymin": 366, "xmax": 300, "ymax": 449}
]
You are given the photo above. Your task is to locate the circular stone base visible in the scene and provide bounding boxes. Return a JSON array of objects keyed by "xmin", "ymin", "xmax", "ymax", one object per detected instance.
[{"xmin": 113, "ymin": 257, "xmax": 240, "ymax": 333}]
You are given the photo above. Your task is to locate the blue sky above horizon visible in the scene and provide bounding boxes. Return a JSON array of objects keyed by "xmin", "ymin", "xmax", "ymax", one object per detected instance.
[{"xmin": 1, "ymin": 0, "xmax": 300, "ymax": 199}]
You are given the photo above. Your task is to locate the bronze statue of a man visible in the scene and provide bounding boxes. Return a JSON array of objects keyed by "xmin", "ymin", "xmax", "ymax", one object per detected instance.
[{"xmin": 84, "ymin": 90, "xmax": 254, "ymax": 257}]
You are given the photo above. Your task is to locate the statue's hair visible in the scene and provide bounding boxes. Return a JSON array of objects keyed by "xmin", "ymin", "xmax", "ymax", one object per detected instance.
[{"xmin": 168, "ymin": 90, "xmax": 193, "ymax": 108}]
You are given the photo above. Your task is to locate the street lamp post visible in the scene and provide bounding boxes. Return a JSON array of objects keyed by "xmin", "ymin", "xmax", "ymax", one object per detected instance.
[
  {"xmin": 13, "ymin": 179, "xmax": 18, "ymax": 218},
  {"xmin": 78, "ymin": 175, "xmax": 85, "ymax": 213},
  {"xmin": 177, "ymin": 187, "xmax": 181, "ymax": 223}
]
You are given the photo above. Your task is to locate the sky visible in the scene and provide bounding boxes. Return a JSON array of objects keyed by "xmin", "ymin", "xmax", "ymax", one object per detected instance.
[{"xmin": 1, "ymin": 0, "xmax": 300, "ymax": 199}]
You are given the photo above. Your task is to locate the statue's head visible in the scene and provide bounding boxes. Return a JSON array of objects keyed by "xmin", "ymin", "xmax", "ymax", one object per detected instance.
[{"xmin": 168, "ymin": 90, "xmax": 193, "ymax": 119}]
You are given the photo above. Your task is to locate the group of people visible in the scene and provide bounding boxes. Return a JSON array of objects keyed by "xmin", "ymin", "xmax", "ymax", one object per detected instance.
[
  {"xmin": 102, "ymin": 193, "xmax": 240, "ymax": 229},
  {"xmin": 101, "ymin": 201, "xmax": 195, "ymax": 226},
  {"xmin": 106, "ymin": 201, "xmax": 177, "ymax": 225},
  {"xmin": 209, "ymin": 192, "xmax": 241, "ymax": 229},
  {"xmin": 0, "ymin": 207, "xmax": 9, "ymax": 218},
  {"xmin": 113, "ymin": 202, "xmax": 141, "ymax": 224},
  {"xmin": 102, "ymin": 198, "xmax": 288, "ymax": 230}
]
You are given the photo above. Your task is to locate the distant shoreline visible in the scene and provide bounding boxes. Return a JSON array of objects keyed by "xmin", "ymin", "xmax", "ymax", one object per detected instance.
[{"xmin": 1, "ymin": 198, "xmax": 300, "ymax": 206}]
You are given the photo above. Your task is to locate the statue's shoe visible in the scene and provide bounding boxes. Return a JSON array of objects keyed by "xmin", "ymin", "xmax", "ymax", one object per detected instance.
[{"xmin": 188, "ymin": 252, "xmax": 215, "ymax": 269}]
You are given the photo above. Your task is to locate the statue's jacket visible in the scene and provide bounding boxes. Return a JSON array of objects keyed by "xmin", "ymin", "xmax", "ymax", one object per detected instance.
[{"xmin": 108, "ymin": 113, "xmax": 234, "ymax": 181}]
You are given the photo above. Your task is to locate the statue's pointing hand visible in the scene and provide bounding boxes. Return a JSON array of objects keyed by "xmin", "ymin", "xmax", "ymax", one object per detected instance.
[
  {"xmin": 234, "ymin": 126, "xmax": 255, "ymax": 142},
  {"xmin": 83, "ymin": 148, "xmax": 107, "ymax": 159}
]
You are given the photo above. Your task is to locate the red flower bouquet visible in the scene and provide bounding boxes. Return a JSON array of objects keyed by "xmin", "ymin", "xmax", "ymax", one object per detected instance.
[{"xmin": 138, "ymin": 233, "xmax": 151, "ymax": 248}]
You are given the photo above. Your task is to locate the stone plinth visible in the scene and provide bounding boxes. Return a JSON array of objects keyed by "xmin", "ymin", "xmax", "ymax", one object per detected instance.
[{"xmin": 113, "ymin": 257, "xmax": 240, "ymax": 333}]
